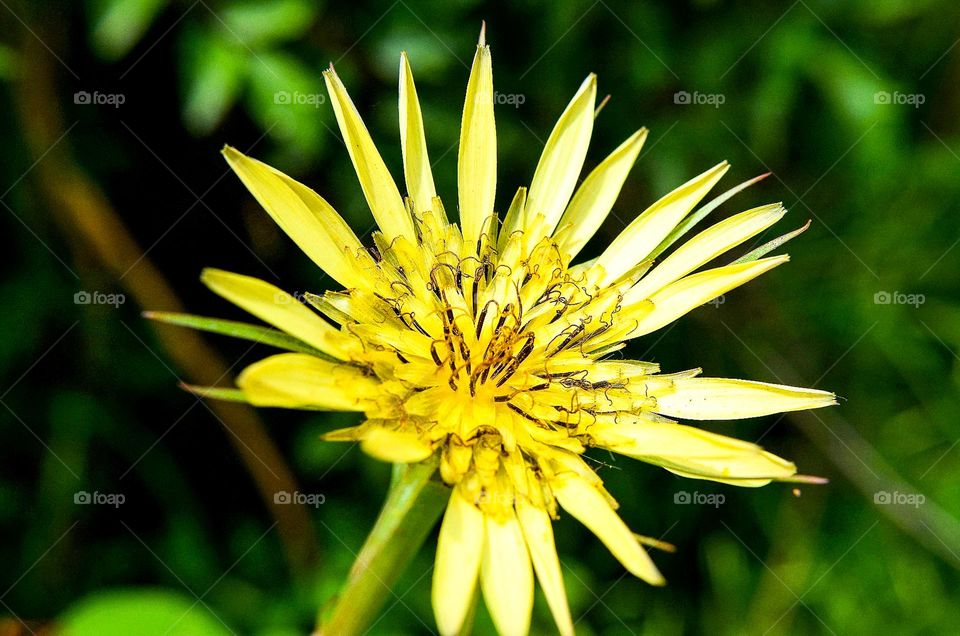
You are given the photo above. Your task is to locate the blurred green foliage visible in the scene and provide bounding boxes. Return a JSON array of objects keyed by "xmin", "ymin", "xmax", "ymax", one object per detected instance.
[{"xmin": 1, "ymin": 0, "xmax": 959, "ymax": 634}]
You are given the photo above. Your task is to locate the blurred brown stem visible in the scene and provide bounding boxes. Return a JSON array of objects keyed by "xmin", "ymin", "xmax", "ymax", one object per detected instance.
[{"xmin": 13, "ymin": 20, "xmax": 317, "ymax": 573}]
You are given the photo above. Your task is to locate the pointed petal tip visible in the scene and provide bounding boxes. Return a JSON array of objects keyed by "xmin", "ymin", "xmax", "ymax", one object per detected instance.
[
  {"xmin": 788, "ymin": 474, "xmax": 830, "ymax": 485},
  {"xmin": 649, "ymin": 572, "xmax": 667, "ymax": 586},
  {"xmin": 635, "ymin": 534, "xmax": 678, "ymax": 553},
  {"xmin": 479, "ymin": 20, "xmax": 486, "ymax": 46},
  {"xmin": 578, "ymin": 73, "xmax": 598, "ymax": 98},
  {"xmin": 736, "ymin": 171, "xmax": 773, "ymax": 187},
  {"xmin": 630, "ymin": 127, "xmax": 649, "ymax": 143},
  {"xmin": 199, "ymin": 267, "xmax": 233, "ymax": 288},
  {"xmin": 221, "ymin": 145, "xmax": 245, "ymax": 165},
  {"xmin": 595, "ymin": 93, "xmax": 612, "ymax": 117},
  {"xmin": 765, "ymin": 202, "xmax": 788, "ymax": 218}
]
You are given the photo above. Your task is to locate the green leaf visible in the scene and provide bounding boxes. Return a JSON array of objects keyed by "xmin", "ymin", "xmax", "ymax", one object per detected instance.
[
  {"xmin": 0, "ymin": 43, "xmax": 18, "ymax": 80},
  {"xmin": 91, "ymin": 0, "xmax": 168, "ymax": 60},
  {"xmin": 180, "ymin": 26, "xmax": 248, "ymax": 135},
  {"xmin": 246, "ymin": 51, "xmax": 327, "ymax": 160},
  {"xmin": 144, "ymin": 311, "xmax": 330, "ymax": 357},
  {"xmin": 219, "ymin": 0, "xmax": 317, "ymax": 48},
  {"xmin": 59, "ymin": 588, "xmax": 235, "ymax": 636}
]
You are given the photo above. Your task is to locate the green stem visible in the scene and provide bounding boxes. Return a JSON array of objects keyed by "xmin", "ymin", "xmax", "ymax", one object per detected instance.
[{"xmin": 315, "ymin": 457, "xmax": 449, "ymax": 635}]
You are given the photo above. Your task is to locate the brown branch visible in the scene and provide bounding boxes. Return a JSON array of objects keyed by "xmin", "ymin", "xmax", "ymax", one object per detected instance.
[{"xmin": 13, "ymin": 18, "xmax": 317, "ymax": 574}]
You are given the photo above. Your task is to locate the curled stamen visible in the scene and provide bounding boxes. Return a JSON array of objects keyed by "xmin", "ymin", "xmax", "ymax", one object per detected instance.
[
  {"xmin": 506, "ymin": 403, "xmax": 550, "ymax": 429},
  {"xmin": 430, "ymin": 340, "xmax": 445, "ymax": 366}
]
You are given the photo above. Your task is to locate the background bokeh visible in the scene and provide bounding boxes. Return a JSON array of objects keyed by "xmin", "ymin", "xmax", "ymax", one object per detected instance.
[{"xmin": 2, "ymin": 0, "xmax": 959, "ymax": 634}]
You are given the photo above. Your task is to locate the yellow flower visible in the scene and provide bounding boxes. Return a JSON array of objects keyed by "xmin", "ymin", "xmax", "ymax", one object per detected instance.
[{"xmin": 178, "ymin": 28, "xmax": 835, "ymax": 636}]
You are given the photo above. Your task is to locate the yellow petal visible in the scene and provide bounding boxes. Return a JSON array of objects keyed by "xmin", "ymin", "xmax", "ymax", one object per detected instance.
[
  {"xmin": 596, "ymin": 162, "xmax": 730, "ymax": 285},
  {"xmin": 625, "ymin": 255, "xmax": 788, "ymax": 338},
  {"xmin": 458, "ymin": 42, "xmax": 496, "ymax": 252},
  {"xmin": 553, "ymin": 476, "xmax": 665, "ymax": 585},
  {"xmin": 594, "ymin": 418, "xmax": 797, "ymax": 486},
  {"xmin": 221, "ymin": 147, "xmax": 369, "ymax": 290},
  {"xmin": 323, "ymin": 67, "xmax": 415, "ymax": 242},
  {"xmin": 556, "ymin": 128, "xmax": 648, "ymax": 261},
  {"xmin": 481, "ymin": 512, "xmax": 534, "ymax": 636},
  {"xmin": 655, "ymin": 377, "xmax": 837, "ymax": 420},
  {"xmin": 236, "ymin": 353, "xmax": 378, "ymax": 410},
  {"xmin": 497, "ymin": 186, "xmax": 527, "ymax": 254},
  {"xmin": 359, "ymin": 426, "xmax": 434, "ymax": 463},
  {"xmin": 201, "ymin": 268, "xmax": 350, "ymax": 359},
  {"xmin": 399, "ymin": 52, "xmax": 437, "ymax": 216},
  {"xmin": 433, "ymin": 488, "xmax": 485, "ymax": 636},
  {"xmin": 516, "ymin": 499, "xmax": 574, "ymax": 636},
  {"xmin": 627, "ymin": 203, "xmax": 786, "ymax": 301},
  {"xmin": 526, "ymin": 74, "xmax": 597, "ymax": 235}
]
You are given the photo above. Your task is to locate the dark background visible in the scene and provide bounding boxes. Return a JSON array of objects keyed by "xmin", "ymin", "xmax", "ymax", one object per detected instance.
[{"xmin": 1, "ymin": 0, "xmax": 959, "ymax": 633}]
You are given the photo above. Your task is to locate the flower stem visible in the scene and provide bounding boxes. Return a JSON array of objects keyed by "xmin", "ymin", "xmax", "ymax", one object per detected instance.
[{"xmin": 315, "ymin": 457, "xmax": 448, "ymax": 635}]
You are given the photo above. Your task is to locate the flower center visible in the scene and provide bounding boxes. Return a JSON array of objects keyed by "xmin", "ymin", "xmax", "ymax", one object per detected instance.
[{"xmin": 430, "ymin": 297, "xmax": 533, "ymax": 395}]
